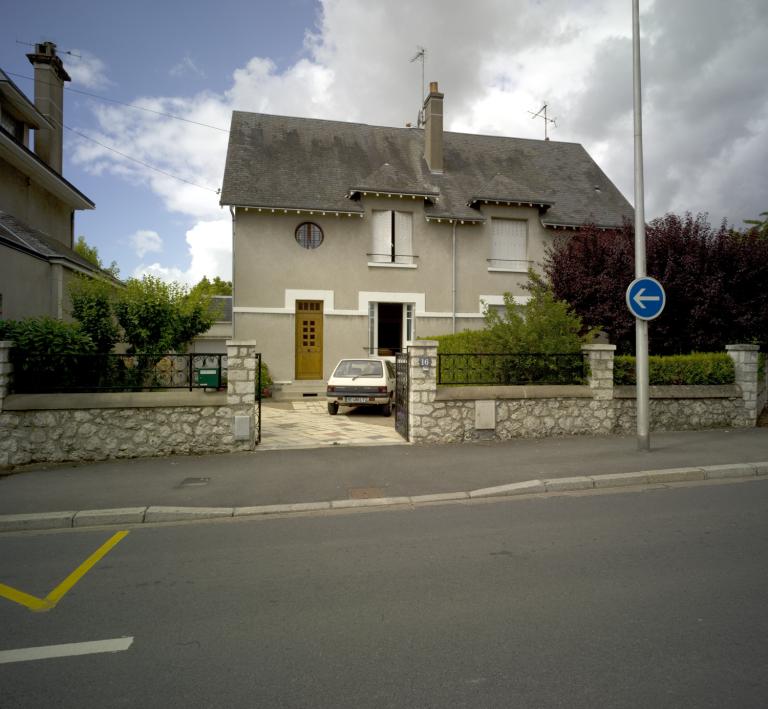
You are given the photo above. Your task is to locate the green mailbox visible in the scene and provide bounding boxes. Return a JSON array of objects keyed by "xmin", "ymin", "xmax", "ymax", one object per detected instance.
[{"xmin": 196, "ymin": 368, "xmax": 220, "ymax": 388}]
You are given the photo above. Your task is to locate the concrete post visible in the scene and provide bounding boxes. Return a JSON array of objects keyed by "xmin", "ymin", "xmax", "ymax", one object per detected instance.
[
  {"xmin": 408, "ymin": 340, "xmax": 438, "ymax": 443},
  {"xmin": 582, "ymin": 344, "xmax": 616, "ymax": 401},
  {"xmin": 726, "ymin": 344, "xmax": 760, "ymax": 425},
  {"xmin": 0, "ymin": 341, "xmax": 14, "ymax": 412},
  {"xmin": 226, "ymin": 339, "xmax": 258, "ymax": 447}
]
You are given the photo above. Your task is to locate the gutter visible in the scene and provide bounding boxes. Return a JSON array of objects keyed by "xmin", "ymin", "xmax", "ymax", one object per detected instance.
[{"xmin": 452, "ymin": 219, "xmax": 457, "ymax": 334}]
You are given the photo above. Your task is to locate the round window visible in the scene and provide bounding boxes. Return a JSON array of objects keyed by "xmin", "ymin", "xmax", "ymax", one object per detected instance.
[{"xmin": 295, "ymin": 222, "xmax": 324, "ymax": 249}]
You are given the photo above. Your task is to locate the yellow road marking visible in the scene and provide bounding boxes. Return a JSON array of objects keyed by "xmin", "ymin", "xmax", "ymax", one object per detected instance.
[{"xmin": 0, "ymin": 530, "xmax": 129, "ymax": 612}]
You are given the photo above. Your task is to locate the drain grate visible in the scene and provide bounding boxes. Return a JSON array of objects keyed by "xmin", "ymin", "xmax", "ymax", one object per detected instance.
[
  {"xmin": 348, "ymin": 486, "xmax": 385, "ymax": 499},
  {"xmin": 178, "ymin": 477, "xmax": 210, "ymax": 488}
]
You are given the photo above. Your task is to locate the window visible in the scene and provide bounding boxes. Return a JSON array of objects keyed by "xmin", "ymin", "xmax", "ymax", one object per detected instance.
[
  {"xmin": 295, "ymin": 222, "xmax": 323, "ymax": 249},
  {"xmin": 489, "ymin": 218, "xmax": 528, "ymax": 271},
  {"xmin": 371, "ymin": 211, "xmax": 413, "ymax": 265},
  {"xmin": 367, "ymin": 302, "xmax": 415, "ymax": 355}
]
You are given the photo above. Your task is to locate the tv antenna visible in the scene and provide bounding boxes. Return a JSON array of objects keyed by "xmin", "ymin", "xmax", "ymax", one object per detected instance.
[
  {"xmin": 528, "ymin": 103, "xmax": 557, "ymax": 140},
  {"xmin": 410, "ymin": 46, "xmax": 426, "ymax": 127},
  {"xmin": 16, "ymin": 39, "xmax": 81, "ymax": 59}
]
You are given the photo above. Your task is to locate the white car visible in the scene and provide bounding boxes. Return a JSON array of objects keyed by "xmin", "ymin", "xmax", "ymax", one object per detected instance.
[{"xmin": 326, "ymin": 358, "xmax": 396, "ymax": 416}]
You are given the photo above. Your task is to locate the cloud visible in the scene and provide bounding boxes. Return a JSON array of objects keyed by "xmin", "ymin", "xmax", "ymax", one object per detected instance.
[
  {"xmin": 133, "ymin": 218, "xmax": 231, "ymax": 285},
  {"xmin": 72, "ymin": 0, "xmax": 768, "ymax": 282},
  {"xmin": 130, "ymin": 229, "xmax": 163, "ymax": 258},
  {"xmin": 66, "ymin": 50, "xmax": 111, "ymax": 90},
  {"xmin": 169, "ymin": 56, "xmax": 206, "ymax": 79}
]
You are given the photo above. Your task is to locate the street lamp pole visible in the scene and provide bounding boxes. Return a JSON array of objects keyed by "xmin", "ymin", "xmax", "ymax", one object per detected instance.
[{"xmin": 632, "ymin": 0, "xmax": 650, "ymax": 450}]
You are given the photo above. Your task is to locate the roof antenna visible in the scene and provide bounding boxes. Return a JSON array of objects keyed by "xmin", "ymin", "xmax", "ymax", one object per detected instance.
[
  {"xmin": 410, "ymin": 46, "xmax": 426, "ymax": 127},
  {"xmin": 528, "ymin": 103, "xmax": 557, "ymax": 140},
  {"xmin": 16, "ymin": 39, "xmax": 82, "ymax": 59}
]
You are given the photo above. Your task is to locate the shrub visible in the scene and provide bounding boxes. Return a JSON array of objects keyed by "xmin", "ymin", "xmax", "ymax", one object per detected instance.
[
  {"xmin": 613, "ymin": 353, "xmax": 734, "ymax": 385},
  {"xmin": 0, "ymin": 317, "xmax": 96, "ymax": 391}
]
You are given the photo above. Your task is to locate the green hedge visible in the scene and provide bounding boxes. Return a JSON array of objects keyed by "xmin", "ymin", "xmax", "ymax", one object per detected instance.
[{"xmin": 614, "ymin": 353, "xmax": 735, "ymax": 385}]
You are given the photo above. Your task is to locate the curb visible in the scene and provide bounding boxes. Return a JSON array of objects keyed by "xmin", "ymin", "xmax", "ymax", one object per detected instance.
[{"xmin": 1, "ymin": 462, "xmax": 766, "ymax": 533}]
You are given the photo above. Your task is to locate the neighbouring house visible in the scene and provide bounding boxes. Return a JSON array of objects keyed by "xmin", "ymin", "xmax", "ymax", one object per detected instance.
[
  {"xmin": 0, "ymin": 42, "xmax": 112, "ymax": 321},
  {"xmin": 219, "ymin": 81, "xmax": 633, "ymax": 384},
  {"xmin": 190, "ymin": 295, "xmax": 233, "ymax": 354}
]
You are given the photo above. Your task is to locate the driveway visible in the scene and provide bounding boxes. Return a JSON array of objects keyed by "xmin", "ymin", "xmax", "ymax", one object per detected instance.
[{"xmin": 260, "ymin": 400, "xmax": 406, "ymax": 450}]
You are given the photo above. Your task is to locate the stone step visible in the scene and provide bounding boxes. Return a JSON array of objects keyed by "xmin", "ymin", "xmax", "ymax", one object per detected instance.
[{"xmin": 271, "ymin": 381, "xmax": 327, "ymax": 402}]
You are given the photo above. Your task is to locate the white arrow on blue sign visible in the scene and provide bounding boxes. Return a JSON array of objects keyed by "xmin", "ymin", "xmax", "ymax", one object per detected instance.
[{"xmin": 626, "ymin": 276, "xmax": 666, "ymax": 320}]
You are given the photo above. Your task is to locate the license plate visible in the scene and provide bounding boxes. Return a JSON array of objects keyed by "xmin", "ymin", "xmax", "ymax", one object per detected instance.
[{"xmin": 345, "ymin": 397, "xmax": 369, "ymax": 403}]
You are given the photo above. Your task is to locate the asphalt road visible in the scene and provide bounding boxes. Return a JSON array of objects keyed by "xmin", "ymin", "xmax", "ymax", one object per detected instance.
[{"xmin": 1, "ymin": 479, "xmax": 767, "ymax": 708}]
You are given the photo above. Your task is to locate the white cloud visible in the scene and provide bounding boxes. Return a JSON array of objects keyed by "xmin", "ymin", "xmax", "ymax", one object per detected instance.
[
  {"xmin": 133, "ymin": 218, "xmax": 230, "ymax": 285},
  {"xmin": 73, "ymin": 0, "xmax": 768, "ymax": 280},
  {"xmin": 169, "ymin": 56, "xmax": 206, "ymax": 79},
  {"xmin": 66, "ymin": 50, "xmax": 111, "ymax": 90},
  {"xmin": 130, "ymin": 229, "xmax": 163, "ymax": 258}
]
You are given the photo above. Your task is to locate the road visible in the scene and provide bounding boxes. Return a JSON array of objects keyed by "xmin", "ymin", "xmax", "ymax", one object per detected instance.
[{"xmin": 1, "ymin": 479, "xmax": 767, "ymax": 708}]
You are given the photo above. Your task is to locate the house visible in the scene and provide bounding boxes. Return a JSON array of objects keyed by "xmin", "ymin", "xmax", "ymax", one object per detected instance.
[
  {"xmin": 190, "ymin": 295, "xmax": 233, "ymax": 354},
  {"xmin": 219, "ymin": 82, "xmax": 633, "ymax": 384},
  {"xmin": 0, "ymin": 42, "xmax": 107, "ymax": 321}
]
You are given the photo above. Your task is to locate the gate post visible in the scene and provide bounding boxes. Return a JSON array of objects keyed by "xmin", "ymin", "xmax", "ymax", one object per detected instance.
[
  {"xmin": 408, "ymin": 340, "xmax": 438, "ymax": 444},
  {"xmin": 226, "ymin": 339, "xmax": 258, "ymax": 448}
]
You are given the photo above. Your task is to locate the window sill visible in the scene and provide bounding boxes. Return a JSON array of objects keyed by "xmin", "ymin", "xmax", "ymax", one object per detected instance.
[
  {"xmin": 487, "ymin": 267, "xmax": 528, "ymax": 273},
  {"xmin": 368, "ymin": 262, "xmax": 418, "ymax": 269}
]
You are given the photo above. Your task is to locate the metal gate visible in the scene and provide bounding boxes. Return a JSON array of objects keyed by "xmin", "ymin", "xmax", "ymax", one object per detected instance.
[
  {"xmin": 394, "ymin": 351, "xmax": 409, "ymax": 440},
  {"xmin": 255, "ymin": 352, "xmax": 262, "ymax": 444}
]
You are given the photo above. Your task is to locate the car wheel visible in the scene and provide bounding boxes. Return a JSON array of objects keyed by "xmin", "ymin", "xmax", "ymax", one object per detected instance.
[
  {"xmin": 382, "ymin": 400, "xmax": 393, "ymax": 417},
  {"xmin": 328, "ymin": 402, "xmax": 339, "ymax": 415}
]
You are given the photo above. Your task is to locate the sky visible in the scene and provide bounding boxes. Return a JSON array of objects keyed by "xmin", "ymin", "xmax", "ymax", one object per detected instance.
[{"xmin": 3, "ymin": 0, "xmax": 766, "ymax": 285}]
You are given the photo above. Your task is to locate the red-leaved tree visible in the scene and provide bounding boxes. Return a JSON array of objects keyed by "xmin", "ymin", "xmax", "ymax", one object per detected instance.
[{"xmin": 544, "ymin": 213, "xmax": 768, "ymax": 355}]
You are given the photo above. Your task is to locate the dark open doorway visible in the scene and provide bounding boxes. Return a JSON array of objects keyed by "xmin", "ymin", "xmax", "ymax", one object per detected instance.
[{"xmin": 377, "ymin": 303, "xmax": 402, "ymax": 355}]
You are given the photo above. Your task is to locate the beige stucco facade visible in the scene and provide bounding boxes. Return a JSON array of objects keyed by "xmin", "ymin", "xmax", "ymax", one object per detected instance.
[
  {"xmin": 0, "ymin": 159, "xmax": 73, "ymax": 247},
  {"xmin": 232, "ymin": 197, "xmax": 556, "ymax": 382}
]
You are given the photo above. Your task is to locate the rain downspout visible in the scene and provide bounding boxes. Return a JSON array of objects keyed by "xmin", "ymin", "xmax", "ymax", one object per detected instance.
[
  {"xmin": 452, "ymin": 219, "xmax": 457, "ymax": 334},
  {"xmin": 229, "ymin": 206, "xmax": 236, "ymax": 338}
]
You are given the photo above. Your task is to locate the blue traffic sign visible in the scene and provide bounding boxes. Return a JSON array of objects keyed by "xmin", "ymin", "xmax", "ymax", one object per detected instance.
[{"xmin": 626, "ymin": 277, "xmax": 666, "ymax": 320}]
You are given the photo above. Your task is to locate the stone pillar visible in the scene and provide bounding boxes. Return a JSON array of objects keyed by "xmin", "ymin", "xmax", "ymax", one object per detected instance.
[
  {"xmin": 726, "ymin": 344, "xmax": 760, "ymax": 425},
  {"xmin": 408, "ymin": 340, "xmax": 438, "ymax": 443},
  {"xmin": 582, "ymin": 344, "xmax": 616, "ymax": 401},
  {"xmin": 0, "ymin": 341, "xmax": 13, "ymax": 412},
  {"xmin": 226, "ymin": 339, "xmax": 258, "ymax": 447}
]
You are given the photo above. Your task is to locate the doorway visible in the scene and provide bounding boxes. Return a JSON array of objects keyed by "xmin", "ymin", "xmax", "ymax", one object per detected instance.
[{"xmin": 295, "ymin": 300, "xmax": 323, "ymax": 379}]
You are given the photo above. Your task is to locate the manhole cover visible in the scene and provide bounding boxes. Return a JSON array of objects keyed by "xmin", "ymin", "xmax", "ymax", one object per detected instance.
[
  {"xmin": 348, "ymin": 487, "xmax": 385, "ymax": 499},
  {"xmin": 178, "ymin": 477, "xmax": 210, "ymax": 488}
]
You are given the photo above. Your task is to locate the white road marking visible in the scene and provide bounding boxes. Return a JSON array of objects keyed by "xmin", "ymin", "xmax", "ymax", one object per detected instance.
[{"xmin": 0, "ymin": 637, "xmax": 133, "ymax": 664}]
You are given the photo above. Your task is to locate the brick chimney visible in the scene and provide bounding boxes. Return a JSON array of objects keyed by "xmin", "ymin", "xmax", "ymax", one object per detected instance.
[
  {"xmin": 423, "ymin": 81, "xmax": 443, "ymax": 173},
  {"xmin": 26, "ymin": 41, "xmax": 70, "ymax": 174}
]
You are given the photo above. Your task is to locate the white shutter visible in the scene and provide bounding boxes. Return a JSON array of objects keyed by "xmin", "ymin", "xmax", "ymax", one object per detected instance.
[
  {"xmin": 394, "ymin": 211, "xmax": 413, "ymax": 264},
  {"xmin": 372, "ymin": 211, "xmax": 391, "ymax": 263},
  {"xmin": 490, "ymin": 219, "xmax": 527, "ymax": 270}
]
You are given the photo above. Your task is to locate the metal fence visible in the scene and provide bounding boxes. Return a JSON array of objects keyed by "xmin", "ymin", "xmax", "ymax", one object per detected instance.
[
  {"xmin": 10, "ymin": 353, "xmax": 228, "ymax": 394},
  {"xmin": 437, "ymin": 352, "xmax": 587, "ymax": 386}
]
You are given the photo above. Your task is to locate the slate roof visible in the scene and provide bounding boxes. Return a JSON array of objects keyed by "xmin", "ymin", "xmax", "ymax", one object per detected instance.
[
  {"xmin": 0, "ymin": 210, "xmax": 118, "ymax": 280},
  {"xmin": 220, "ymin": 111, "xmax": 634, "ymax": 228}
]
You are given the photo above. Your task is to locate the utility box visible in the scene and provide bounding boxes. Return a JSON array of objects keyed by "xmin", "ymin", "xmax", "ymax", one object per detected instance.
[{"xmin": 196, "ymin": 368, "xmax": 220, "ymax": 388}]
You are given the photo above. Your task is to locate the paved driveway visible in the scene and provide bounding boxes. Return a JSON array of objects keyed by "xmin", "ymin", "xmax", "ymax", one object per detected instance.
[{"xmin": 260, "ymin": 400, "xmax": 406, "ymax": 450}]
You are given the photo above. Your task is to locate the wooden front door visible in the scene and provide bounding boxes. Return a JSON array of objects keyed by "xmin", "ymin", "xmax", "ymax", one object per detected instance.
[{"xmin": 295, "ymin": 300, "xmax": 323, "ymax": 380}]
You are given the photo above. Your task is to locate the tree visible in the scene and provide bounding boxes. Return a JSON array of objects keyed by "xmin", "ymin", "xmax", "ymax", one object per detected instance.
[
  {"xmin": 545, "ymin": 213, "xmax": 768, "ymax": 354},
  {"xmin": 189, "ymin": 276, "xmax": 232, "ymax": 297},
  {"xmin": 74, "ymin": 235, "xmax": 120, "ymax": 278},
  {"xmin": 111, "ymin": 276, "xmax": 214, "ymax": 354},
  {"xmin": 68, "ymin": 276, "xmax": 120, "ymax": 352},
  {"xmin": 432, "ymin": 271, "xmax": 591, "ymax": 354},
  {"xmin": 743, "ymin": 211, "xmax": 768, "ymax": 239}
]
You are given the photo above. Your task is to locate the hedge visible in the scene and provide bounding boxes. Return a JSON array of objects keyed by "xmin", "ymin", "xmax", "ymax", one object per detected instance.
[{"xmin": 613, "ymin": 352, "xmax": 735, "ymax": 385}]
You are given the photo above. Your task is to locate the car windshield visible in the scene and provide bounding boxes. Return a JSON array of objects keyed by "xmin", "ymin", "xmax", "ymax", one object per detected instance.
[{"xmin": 333, "ymin": 360, "xmax": 384, "ymax": 378}]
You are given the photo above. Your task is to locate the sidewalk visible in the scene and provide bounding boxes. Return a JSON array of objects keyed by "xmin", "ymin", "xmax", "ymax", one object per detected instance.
[{"xmin": 1, "ymin": 427, "xmax": 767, "ymax": 516}]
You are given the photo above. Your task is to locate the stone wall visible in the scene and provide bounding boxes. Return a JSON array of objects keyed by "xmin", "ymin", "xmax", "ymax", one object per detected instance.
[
  {"xmin": 0, "ymin": 340, "xmax": 259, "ymax": 467},
  {"xmin": 407, "ymin": 342, "xmax": 758, "ymax": 443}
]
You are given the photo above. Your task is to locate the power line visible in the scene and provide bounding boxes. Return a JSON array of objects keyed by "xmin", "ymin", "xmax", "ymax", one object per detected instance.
[
  {"xmin": 59, "ymin": 121, "xmax": 220, "ymax": 194},
  {"xmin": 5, "ymin": 71, "xmax": 230, "ymax": 133}
]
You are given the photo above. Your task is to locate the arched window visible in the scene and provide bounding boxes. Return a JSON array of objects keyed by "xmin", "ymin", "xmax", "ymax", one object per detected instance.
[{"xmin": 295, "ymin": 222, "xmax": 324, "ymax": 249}]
